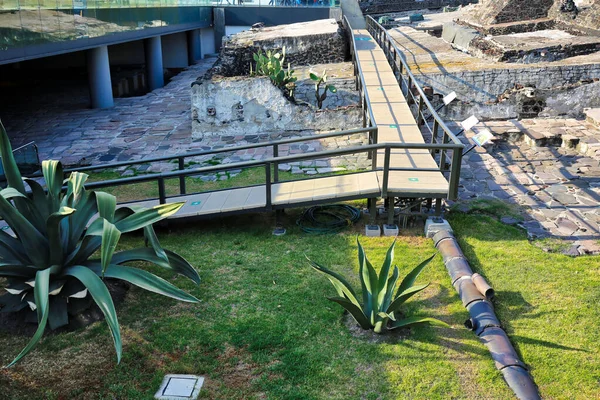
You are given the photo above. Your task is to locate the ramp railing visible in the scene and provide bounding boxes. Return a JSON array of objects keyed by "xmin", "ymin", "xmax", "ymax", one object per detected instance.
[{"xmin": 365, "ymin": 15, "xmax": 464, "ymax": 199}]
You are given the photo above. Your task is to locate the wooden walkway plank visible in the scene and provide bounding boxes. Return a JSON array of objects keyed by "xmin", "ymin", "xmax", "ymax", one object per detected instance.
[
  {"xmin": 221, "ymin": 187, "xmax": 253, "ymax": 212},
  {"xmin": 379, "ymin": 171, "xmax": 448, "ymax": 195},
  {"xmin": 198, "ymin": 191, "xmax": 232, "ymax": 215},
  {"xmin": 243, "ymin": 186, "xmax": 267, "ymax": 209},
  {"xmin": 357, "ymin": 171, "xmax": 381, "ymax": 195}
]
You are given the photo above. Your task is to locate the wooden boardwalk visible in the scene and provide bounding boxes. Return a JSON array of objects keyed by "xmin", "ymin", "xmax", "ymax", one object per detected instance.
[{"xmin": 352, "ymin": 28, "xmax": 449, "ymax": 198}]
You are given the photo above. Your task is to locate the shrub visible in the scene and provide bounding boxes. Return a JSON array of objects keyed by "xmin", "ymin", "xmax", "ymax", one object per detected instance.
[
  {"xmin": 308, "ymin": 239, "xmax": 448, "ymax": 333},
  {"xmin": 250, "ymin": 46, "xmax": 297, "ymax": 100},
  {"xmin": 0, "ymin": 120, "xmax": 200, "ymax": 366}
]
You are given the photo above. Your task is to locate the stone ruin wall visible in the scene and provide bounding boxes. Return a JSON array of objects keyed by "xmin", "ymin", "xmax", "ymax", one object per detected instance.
[
  {"xmin": 191, "ymin": 18, "xmax": 368, "ymax": 172},
  {"xmin": 465, "ymin": 0, "xmax": 554, "ymax": 26},
  {"xmin": 463, "ymin": 0, "xmax": 600, "ymax": 32},
  {"xmin": 549, "ymin": 0, "xmax": 600, "ymax": 34},
  {"xmin": 417, "ymin": 64, "xmax": 600, "ymax": 120},
  {"xmin": 360, "ymin": 0, "xmax": 477, "ymax": 15},
  {"xmin": 208, "ymin": 19, "xmax": 348, "ymax": 78}
]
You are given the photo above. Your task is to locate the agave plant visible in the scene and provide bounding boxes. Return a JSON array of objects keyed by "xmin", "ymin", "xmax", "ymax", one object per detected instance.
[
  {"xmin": 0, "ymin": 121, "xmax": 200, "ymax": 366},
  {"xmin": 309, "ymin": 239, "xmax": 448, "ymax": 333}
]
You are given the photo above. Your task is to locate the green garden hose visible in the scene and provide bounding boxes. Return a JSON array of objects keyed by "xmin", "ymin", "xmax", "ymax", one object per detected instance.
[{"xmin": 296, "ymin": 204, "xmax": 361, "ymax": 234}]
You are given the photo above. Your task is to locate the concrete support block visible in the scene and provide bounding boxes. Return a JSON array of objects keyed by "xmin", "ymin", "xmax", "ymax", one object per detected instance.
[
  {"xmin": 144, "ymin": 36, "xmax": 164, "ymax": 91},
  {"xmin": 425, "ymin": 217, "xmax": 453, "ymax": 238},
  {"xmin": 383, "ymin": 224, "xmax": 399, "ymax": 237},
  {"xmin": 187, "ymin": 29, "xmax": 202, "ymax": 64},
  {"xmin": 365, "ymin": 225, "xmax": 381, "ymax": 237},
  {"xmin": 453, "ymin": 27, "xmax": 480, "ymax": 52},
  {"xmin": 87, "ymin": 46, "xmax": 114, "ymax": 109},
  {"xmin": 441, "ymin": 22, "xmax": 459, "ymax": 44}
]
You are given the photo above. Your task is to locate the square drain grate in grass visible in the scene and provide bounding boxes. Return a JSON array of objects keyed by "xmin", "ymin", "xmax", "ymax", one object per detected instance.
[{"xmin": 155, "ymin": 375, "xmax": 204, "ymax": 400}]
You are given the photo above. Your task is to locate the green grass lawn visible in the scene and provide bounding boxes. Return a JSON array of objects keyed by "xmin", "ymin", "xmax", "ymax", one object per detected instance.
[{"xmin": 0, "ymin": 209, "xmax": 598, "ymax": 399}]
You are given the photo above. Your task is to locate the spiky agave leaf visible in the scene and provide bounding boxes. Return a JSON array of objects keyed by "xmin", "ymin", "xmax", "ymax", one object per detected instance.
[
  {"xmin": 388, "ymin": 316, "xmax": 450, "ymax": 330},
  {"xmin": 0, "ymin": 124, "xmax": 201, "ymax": 367},
  {"xmin": 357, "ymin": 238, "xmax": 378, "ymax": 324},
  {"xmin": 62, "ymin": 265, "xmax": 122, "ymax": 363}
]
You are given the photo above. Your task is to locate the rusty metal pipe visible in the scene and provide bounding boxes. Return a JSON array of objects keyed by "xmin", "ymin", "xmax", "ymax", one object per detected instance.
[
  {"xmin": 433, "ymin": 229, "xmax": 541, "ymax": 400},
  {"xmin": 472, "ymin": 272, "xmax": 495, "ymax": 300}
]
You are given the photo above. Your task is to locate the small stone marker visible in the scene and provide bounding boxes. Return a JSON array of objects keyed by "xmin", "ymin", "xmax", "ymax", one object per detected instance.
[{"xmin": 155, "ymin": 375, "xmax": 204, "ymax": 400}]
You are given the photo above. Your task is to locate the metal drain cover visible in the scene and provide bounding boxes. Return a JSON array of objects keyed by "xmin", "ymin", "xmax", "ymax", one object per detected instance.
[{"xmin": 155, "ymin": 374, "xmax": 204, "ymax": 400}]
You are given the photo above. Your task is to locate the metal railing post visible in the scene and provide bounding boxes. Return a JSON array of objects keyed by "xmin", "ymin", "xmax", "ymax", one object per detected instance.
[
  {"xmin": 417, "ymin": 95, "xmax": 425, "ymax": 126},
  {"xmin": 178, "ymin": 156, "xmax": 186, "ymax": 195},
  {"xmin": 440, "ymin": 131, "xmax": 449, "ymax": 172},
  {"xmin": 265, "ymin": 162, "xmax": 272, "ymax": 212},
  {"xmin": 382, "ymin": 146, "xmax": 391, "ymax": 198},
  {"xmin": 158, "ymin": 177, "xmax": 166, "ymax": 204},
  {"xmin": 449, "ymin": 145, "xmax": 463, "ymax": 200},
  {"xmin": 273, "ymin": 144, "xmax": 279, "ymax": 183}
]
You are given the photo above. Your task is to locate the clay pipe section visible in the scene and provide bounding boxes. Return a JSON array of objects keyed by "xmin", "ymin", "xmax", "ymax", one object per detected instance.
[{"xmin": 433, "ymin": 230, "xmax": 541, "ymax": 400}]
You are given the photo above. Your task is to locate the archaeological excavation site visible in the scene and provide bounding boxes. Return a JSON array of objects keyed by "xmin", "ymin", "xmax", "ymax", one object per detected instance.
[{"xmin": 0, "ymin": 0, "xmax": 598, "ymax": 399}]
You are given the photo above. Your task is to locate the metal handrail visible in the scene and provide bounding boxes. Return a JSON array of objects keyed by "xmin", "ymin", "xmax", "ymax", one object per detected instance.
[
  {"xmin": 342, "ymin": 15, "xmax": 379, "ymax": 169},
  {"xmin": 63, "ymin": 126, "xmax": 375, "ymax": 174},
  {"xmin": 365, "ymin": 15, "xmax": 462, "ymax": 146},
  {"xmin": 364, "ymin": 15, "xmax": 463, "ymax": 199},
  {"xmin": 86, "ymin": 141, "xmax": 463, "ymax": 207}
]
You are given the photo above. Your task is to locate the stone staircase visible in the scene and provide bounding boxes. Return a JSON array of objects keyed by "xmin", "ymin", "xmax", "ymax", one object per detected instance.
[{"xmin": 472, "ymin": 116, "xmax": 600, "ymax": 159}]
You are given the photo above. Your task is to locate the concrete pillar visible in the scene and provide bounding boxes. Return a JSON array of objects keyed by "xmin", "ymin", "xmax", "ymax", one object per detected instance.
[
  {"xmin": 87, "ymin": 46, "xmax": 113, "ymax": 109},
  {"xmin": 187, "ymin": 29, "xmax": 202, "ymax": 64},
  {"xmin": 144, "ymin": 36, "xmax": 164, "ymax": 91},
  {"xmin": 162, "ymin": 32, "xmax": 189, "ymax": 69},
  {"xmin": 200, "ymin": 28, "xmax": 216, "ymax": 58},
  {"xmin": 213, "ymin": 8, "xmax": 225, "ymax": 52}
]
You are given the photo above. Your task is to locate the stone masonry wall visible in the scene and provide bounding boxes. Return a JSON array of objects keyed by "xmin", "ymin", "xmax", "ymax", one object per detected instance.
[
  {"xmin": 549, "ymin": 0, "xmax": 600, "ymax": 34},
  {"xmin": 294, "ymin": 77, "xmax": 359, "ymax": 109},
  {"xmin": 207, "ymin": 19, "xmax": 348, "ymax": 78},
  {"xmin": 191, "ymin": 75, "xmax": 361, "ymax": 139},
  {"xmin": 418, "ymin": 63, "xmax": 600, "ymax": 103},
  {"xmin": 418, "ymin": 64, "xmax": 600, "ymax": 120},
  {"xmin": 359, "ymin": 0, "xmax": 477, "ymax": 15},
  {"xmin": 464, "ymin": 0, "xmax": 554, "ymax": 25}
]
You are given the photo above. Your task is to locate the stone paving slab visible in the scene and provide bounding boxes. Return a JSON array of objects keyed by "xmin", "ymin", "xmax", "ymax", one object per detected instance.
[
  {"xmin": 449, "ymin": 117, "xmax": 600, "ymax": 255},
  {"xmin": 2, "ymin": 59, "xmax": 217, "ymax": 167}
]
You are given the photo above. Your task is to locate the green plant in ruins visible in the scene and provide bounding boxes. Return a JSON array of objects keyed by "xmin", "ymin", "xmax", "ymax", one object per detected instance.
[
  {"xmin": 308, "ymin": 239, "xmax": 448, "ymax": 333},
  {"xmin": 309, "ymin": 69, "xmax": 337, "ymax": 109},
  {"xmin": 0, "ymin": 120, "xmax": 200, "ymax": 366},
  {"xmin": 250, "ymin": 46, "xmax": 297, "ymax": 99}
]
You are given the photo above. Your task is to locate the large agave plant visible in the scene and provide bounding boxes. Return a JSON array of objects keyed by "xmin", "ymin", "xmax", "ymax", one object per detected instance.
[
  {"xmin": 309, "ymin": 239, "xmax": 448, "ymax": 333},
  {"xmin": 0, "ymin": 121, "xmax": 200, "ymax": 366}
]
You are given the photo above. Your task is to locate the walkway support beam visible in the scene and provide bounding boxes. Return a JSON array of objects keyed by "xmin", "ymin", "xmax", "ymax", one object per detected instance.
[
  {"xmin": 145, "ymin": 36, "xmax": 164, "ymax": 91},
  {"xmin": 87, "ymin": 46, "xmax": 113, "ymax": 109}
]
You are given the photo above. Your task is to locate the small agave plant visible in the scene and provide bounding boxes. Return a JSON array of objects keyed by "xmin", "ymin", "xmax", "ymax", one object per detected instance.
[
  {"xmin": 309, "ymin": 239, "xmax": 448, "ymax": 333},
  {"xmin": 0, "ymin": 121, "xmax": 200, "ymax": 366}
]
